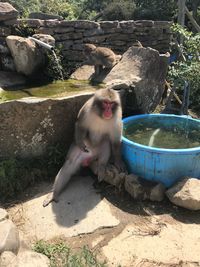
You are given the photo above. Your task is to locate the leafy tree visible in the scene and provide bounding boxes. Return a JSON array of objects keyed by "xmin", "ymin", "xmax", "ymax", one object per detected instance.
[
  {"xmin": 101, "ymin": 0, "xmax": 136, "ymax": 21},
  {"xmin": 3, "ymin": 0, "xmax": 40, "ymax": 17},
  {"xmin": 168, "ymin": 24, "xmax": 200, "ymax": 110},
  {"xmin": 68, "ymin": 0, "xmax": 110, "ymax": 20},
  {"xmin": 134, "ymin": 0, "xmax": 177, "ymax": 21},
  {"xmin": 4, "ymin": 0, "xmax": 76, "ymax": 19},
  {"xmin": 39, "ymin": 0, "xmax": 75, "ymax": 19}
]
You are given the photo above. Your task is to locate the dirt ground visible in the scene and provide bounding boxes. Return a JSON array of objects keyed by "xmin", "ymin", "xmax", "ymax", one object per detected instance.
[{"xmin": 7, "ymin": 176, "xmax": 200, "ymax": 267}]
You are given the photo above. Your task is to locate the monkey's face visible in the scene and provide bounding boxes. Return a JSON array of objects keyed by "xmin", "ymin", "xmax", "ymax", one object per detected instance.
[
  {"xmin": 102, "ymin": 100, "xmax": 115, "ymax": 120},
  {"xmin": 94, "ymin": 99, "xmax": 118, "ymax": 120},
  {"xmin": 84, "ymin": 44, "xmax": 96, "ymax": 55}
]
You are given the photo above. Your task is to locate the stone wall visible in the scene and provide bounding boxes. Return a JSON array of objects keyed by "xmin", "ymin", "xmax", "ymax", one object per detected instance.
[{"xmin": 0, "ymin": 2, "xmax": 172, "ymax": 69}]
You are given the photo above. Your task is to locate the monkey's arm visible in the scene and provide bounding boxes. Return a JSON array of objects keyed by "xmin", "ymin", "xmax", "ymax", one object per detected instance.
[
  {"xmin": 43, "ymin": 144, "xmax": 95, "ymax": 207},
  {"xmin": 83, "ymin": 59, "xmax": 94, "ymax": 66},
  {"xmin": 75, "ymin": 121, "xmax": 88, "ymax": 151},
  {"xmin": 111, "ymin": 141, "xmax": 126, "ymax": 172}
]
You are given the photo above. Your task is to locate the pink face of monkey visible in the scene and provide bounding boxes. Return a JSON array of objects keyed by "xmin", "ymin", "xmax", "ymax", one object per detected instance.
[{"xmin": 102, "ymin": 100, "xmax": 115, "ymax": 120}]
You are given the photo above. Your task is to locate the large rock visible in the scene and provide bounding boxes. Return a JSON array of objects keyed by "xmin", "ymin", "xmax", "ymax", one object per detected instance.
[
  {"xmin": 0, "ymin": 220, "xmax": 20, "ymax": 254},
  {"xmin": 0, "ymin": 71, "xmax": 26, "ymax": 89},
  {"xmin": 9, "ymin": 178, "xmax": 119, "ymax": 240},
  {"xmin": 0, "ymin": 3, "xmax": 18, "ymax": 22},
  {"xmin": 71, "ymin": 46, "xmax": 169, "ymax": 113},
  {"xmin": 8, "ymin": 251, "xmax": 50, "ymax": 267},
  {"xmin": 6, "ymin": 36, "xmax": 46, "ymax": 76},
  {"xmin": 166, "ymin": 177, "xmax": 200, "ymax": 210},
  {"xmin": 32, "ymin": 33, "xmax": 55, "ymax": 47},
  {"xmin": 0, "ymin": 93, "xmax": 93, "ymax": 159}
]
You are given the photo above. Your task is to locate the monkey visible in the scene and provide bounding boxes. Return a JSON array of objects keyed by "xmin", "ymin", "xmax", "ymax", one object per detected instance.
[
  {"xmin": 83, "ymin": 43, "xmax": 122, "ymax": 76},
  {"xmin": 43, "ymin": 88, "xmax": 125, "ymax": 207}
]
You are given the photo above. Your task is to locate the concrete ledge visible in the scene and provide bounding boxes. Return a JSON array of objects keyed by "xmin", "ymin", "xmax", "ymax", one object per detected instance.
[{"xmin": 0, "ymin": 93, "xmax": 93, "ymax": 159}]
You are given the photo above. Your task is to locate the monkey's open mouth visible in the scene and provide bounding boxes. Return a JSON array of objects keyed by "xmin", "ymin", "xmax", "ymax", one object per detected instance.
[{"xmin": 103, "ymin": 114, "xmax": 112, "ymax": 120}]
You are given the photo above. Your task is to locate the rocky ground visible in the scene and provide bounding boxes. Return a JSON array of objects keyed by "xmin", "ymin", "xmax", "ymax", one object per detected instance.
[{"xmin": 2, "ymin": 174, "xmax": 200, "ymax": 267}]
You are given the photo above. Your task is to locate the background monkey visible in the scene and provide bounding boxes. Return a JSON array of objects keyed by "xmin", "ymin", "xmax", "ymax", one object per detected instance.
[
  {"xmin": 83, "ymin": 43, "xmax": 122, "ymax": 76},
  {"xmin": 43, "ymin": 88, "xmax": 125, "ymax": 207}
]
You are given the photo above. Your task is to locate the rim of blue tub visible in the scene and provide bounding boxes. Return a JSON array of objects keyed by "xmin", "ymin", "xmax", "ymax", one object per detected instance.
[{"xmin": 122, "ymin": 113, "xmax": 200, "ymax": 154}]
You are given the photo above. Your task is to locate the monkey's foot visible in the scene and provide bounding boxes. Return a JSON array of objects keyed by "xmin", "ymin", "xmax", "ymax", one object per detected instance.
[
  {"xmin": 97, "ymin": 166, "xmax": 106, "ymax": 182},
  {"xmin": 43, "ymin": 192, "xmax": 58, "ymax": 207},
  {"xmin": 103, "ymin": 164, "xmax": 126, "ymax": 188}
]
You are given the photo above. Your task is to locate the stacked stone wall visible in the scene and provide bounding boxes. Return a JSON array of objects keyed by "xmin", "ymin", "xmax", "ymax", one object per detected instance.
[{"xmin": 0, "ymin": 3, "xmax": 172, "ymax": 68}]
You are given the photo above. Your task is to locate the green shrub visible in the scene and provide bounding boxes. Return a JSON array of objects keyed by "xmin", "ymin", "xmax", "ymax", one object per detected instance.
[
  {"xmin": 168, "ymin": 24, "xmax": 200, "ymax": 110},
  {"xmin": 33, "ymin": 241, "xmax": 107, "ymax": 267}
]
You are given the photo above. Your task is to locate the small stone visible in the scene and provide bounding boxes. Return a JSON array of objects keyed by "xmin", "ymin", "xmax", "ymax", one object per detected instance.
[
  {"xmin": 125, "ymin": 174, "xmax": 146, "ymax": 200},
  {"xmin": 0, "ymin": 251, "xmax": 16, "ymax": 267},
  {"xmin": 0, "ymin": 208, "xmax": 8, "ymax": 222},
  {"xmin": 103, "ymin": 165, "xmax": 125, "ymax": 188},
  {"xmin": 0, "ymin": 219, "xmax": 20, "ymax": 254},
  {"xmin": 150, "ymin": 183, "xmax": 166, "ymax": 202},
  {"xmin": 125, "ymin": 174, "xmax": 166, "ymax": 202},
  {"xmin": 166, "ymin": 177, "xmax": 200, "ymax": 210}
]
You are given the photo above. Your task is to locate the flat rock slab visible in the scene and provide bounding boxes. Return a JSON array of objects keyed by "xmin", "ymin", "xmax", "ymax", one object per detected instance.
[
  {"xmin": 102, "ymin": 219, "xmax": 200, "ymax": 266},
  {"xmin": 9, "ymin": 176, "xmax": 119, "ymax": 241}
]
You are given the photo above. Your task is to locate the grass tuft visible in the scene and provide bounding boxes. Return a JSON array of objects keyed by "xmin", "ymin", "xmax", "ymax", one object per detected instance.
[{"xmin": 33, "ymin": 240, "xmax": 108, "ymax": 267}]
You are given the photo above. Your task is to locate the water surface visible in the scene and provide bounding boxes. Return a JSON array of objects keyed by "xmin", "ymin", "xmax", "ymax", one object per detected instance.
[
  {"xmin": 124, "ymin": 119, "xmax": 200, "ymax": 149},
  {"xmin": 0, "ymin": 79, "xmax": 100, "ymax": 103}
]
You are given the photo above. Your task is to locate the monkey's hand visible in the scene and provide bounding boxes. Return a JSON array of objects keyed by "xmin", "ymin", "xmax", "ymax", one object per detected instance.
[
  {"xmin": 76, "ymin": 141, "xmax": 89, "ymax": 153},
  {"xmin": 114, "ymin": 159, "xmax": 127, "ymax": 173}
]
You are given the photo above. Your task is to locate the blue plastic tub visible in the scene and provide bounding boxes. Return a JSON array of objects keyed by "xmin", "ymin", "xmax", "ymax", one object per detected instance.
[{"xmin": 122, "ymin": 114, "xmax": 200, "ymax": 187}]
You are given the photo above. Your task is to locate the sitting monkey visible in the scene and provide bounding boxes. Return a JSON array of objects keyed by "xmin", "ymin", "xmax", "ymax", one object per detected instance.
[
  {"xmin": 83, "ymin": 43, "xmax": 122, "ymax": 76},
  {"xmin": 43, "ymin": 88, "xmax": 126, "ymax": 207}
]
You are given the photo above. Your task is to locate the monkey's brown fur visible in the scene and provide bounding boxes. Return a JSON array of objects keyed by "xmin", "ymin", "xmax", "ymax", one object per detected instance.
[{"xmin": 84, "ymin": 44, "xmax": 121, "ymax": 75}]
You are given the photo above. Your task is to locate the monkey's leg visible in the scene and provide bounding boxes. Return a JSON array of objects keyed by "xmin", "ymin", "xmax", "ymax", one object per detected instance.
[
  {"xmin": 43, "ymin": 145, "xmax": 94, "ymax": 207},
  {"xmin": 96, "ymin": 140, "xmax": 111, "ymax": 182},
  {"xmin": 111, "ymin": 142, "xmax": 127, "ymax": 172}
]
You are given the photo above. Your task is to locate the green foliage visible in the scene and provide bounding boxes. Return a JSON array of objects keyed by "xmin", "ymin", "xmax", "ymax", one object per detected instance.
[
  {"xmin": 69, "ymin": 0, "xmax": 110, "ymax": 20},
  {"xmin": 0, "ymin": 145, "xmax": 66, "ymax": 202},
  {"xmin": 134, "ymin": 0, "xmax": 177, "ymax": 21},
  {"xmin": 33, "ymin": 241, "xmax": 107, "ymax": 267},
  {"xmin": 101, "ymin": 0, "xmax": 136, "ymax": 21},
  {"xmin": 39, "ymin": 0, "xmax": 75, "ymax": 19},
  {"xmin": 168, "ymin": 24, "xmax": 200, "ymax": 110},
  {"xmin": 3, "ymin": 0, "xmax": 199, "ymax": 21},
  {"xmin": 11, "ymin": 21, "xmax": 36, "ymax": 37},
  {"xmin": 5, "ymin": 0, "xmax": 40, "ymax": 18},
  {"xmin": 0, "ymin": 158, "xmax": 37, "ymax": 201},
  {"xmin": 44, "ymin": 47, "xmax": 64, "ymax": 81},
  {"xmin": 5, "ymin": 0, "xmax": 76, "ymax": 19}
]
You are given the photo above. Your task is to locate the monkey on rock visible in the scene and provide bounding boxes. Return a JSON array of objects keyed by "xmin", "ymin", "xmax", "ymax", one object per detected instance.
[
  {"xmin": 83, "ymin": 43, "xmax": 122, "ymax": 76},
  {"xmin": 43, "ymin": 88, "xmax": 125, "ymax": 207}
]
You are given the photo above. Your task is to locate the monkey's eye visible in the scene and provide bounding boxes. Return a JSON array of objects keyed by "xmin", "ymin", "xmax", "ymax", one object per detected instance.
[{"xmin": 103, "ymin": 101, "xmax": 114, "ymax": 109}]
